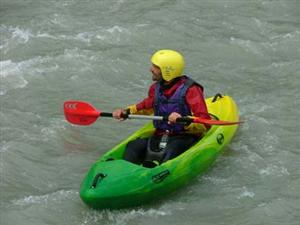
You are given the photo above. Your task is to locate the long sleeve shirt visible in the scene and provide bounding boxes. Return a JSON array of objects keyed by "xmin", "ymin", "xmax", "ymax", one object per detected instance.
[{"xmin": 129, "ymin": 78, "xmax": 211, "ymax": 135}]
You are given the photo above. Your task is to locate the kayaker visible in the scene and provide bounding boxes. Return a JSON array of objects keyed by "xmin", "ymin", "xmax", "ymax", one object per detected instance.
[{"xmin": 113, "ymin": 49, "xmax": 211, "ymax": 167}]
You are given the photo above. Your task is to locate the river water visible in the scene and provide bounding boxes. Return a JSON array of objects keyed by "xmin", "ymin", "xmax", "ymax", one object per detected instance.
[{"xmin": 1, "ymin": 0, "xmax": 300, "ymax": 225}]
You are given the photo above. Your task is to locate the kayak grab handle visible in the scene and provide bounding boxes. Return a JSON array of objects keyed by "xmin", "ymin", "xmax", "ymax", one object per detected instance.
[
  {"xmin": 212, "ymin": 93, "xmax": 223, "ymax": 102},
  {"xmin": 91, "ymin": 173, "xmax": 107, "ymax": 188},
  {"xmin": 152, "ymin": 170, "xmax": 170, "ymax": 183}
]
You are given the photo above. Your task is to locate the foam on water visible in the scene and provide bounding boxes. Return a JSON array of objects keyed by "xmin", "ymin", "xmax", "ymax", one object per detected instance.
[
  {"xmin": 0, "ymin": 25, "xmax": 33, "ymax": 43},
  {"xmin": 80, "ymin": 206, "xmax": 172, "ymax": 225},
  {"xmin": 237, "ymin": 186, "xmax": 255, "ymax": 199},
  {"xmin": 0, "ymin": 56, "xmax": 59, "ymax": 95},
  {"xmin": 40, "ymin": 118, "xmax": 67, "ymax": 141},
  {"xmin": 12, "ymin": 189, "xmax": 78, "ymax": 207},
  {"xmin": 0, "ymin": 60, "xmax": 29, "ymax": 95},
  {"xmin": 0, "ymin": 142, "xmax": 9, "ymax": 154},
  {"xmin": 1, "ymin": 0, "xmax": 299, "ymax": 225},
  {"xmin": 259, "ymin": 165, "xmax": 290, "ymax": 177}
]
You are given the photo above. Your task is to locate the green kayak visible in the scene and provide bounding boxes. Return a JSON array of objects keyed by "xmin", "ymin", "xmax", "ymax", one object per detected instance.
[{"xmin": 80, "ymin": 94, "xmax": 239, "ymax": 209}]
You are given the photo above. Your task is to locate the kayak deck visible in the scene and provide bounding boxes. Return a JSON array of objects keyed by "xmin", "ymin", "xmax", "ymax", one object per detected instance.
[{"xmin": 80, "ymin": 95, "xmax": 239, "ymax": 209}]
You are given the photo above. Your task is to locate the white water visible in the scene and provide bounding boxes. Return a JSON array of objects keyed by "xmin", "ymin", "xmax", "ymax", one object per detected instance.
[{"xmin": 1, "ymin": 0, "xmax": 300, "ymax": 225}]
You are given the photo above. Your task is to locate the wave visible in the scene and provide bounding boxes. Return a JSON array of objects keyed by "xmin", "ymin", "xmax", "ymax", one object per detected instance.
[
  {"xmin": 0, "ymin": 60, "xmax": 29, "ymax": 95},
  {"xmin": 0, "ymin": 54, "xmax": 61, "ymax": 95},
  {"xmin": 0, "ymin": 24, "xmax": 143, "ymax": 49},
  {"xmin": 259, "ymin": 164, "xmax": 290, "ymax": 177},
  {"xmin": 11, "ymin": 189, "xmax": 78, "ymax": 206},
  {"xmin": 80, "ymin": 206, "xmax": 171, "ymax": 225},
  {"xmin": 237, "ymin": 186, "xmax": 255, "ymax": 199}
]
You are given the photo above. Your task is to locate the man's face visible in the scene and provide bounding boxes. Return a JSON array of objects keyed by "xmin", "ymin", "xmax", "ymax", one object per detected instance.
[{"xmin": 150, "ymin": 64, "xmax": 162, "ymax": 81}]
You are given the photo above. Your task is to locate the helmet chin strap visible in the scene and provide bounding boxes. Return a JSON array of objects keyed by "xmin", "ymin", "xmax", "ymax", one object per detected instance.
[
  {"xmin": 159, "ymin": 78, "xmax": 165, "ymax": 83},
  {"xmin": 160, "ymin": 77, "xmax": 181, "ymax": 90}
]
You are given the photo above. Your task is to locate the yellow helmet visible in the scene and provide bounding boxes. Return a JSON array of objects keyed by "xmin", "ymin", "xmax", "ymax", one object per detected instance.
[{"xmin": 151, "ymin": 49, "xmax": 185, "ymax": 81}]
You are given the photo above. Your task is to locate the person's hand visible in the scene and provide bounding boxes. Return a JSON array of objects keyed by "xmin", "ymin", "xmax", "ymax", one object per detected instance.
[
  {"xmin": 168, "ymin": 112, "xmax": 182, "ymax": 124},
  {"xmin": 112, "ymin": 108, "xmax": 127, "ymax": 121}
]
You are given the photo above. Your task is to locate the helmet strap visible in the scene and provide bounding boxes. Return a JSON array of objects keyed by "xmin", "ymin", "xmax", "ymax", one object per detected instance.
[{"xmin": 160, "ymin": 77, "xmax": 181, "ymax": 90}]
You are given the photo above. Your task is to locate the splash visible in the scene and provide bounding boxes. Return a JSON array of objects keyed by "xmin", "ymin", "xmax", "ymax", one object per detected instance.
[
  {"xmin": 12, "ymin": 189, "xmax": 78, "ymax": 206},
  {"xmin": 0, "ymin": 60, "xmax": 29, "ymax": 95}
]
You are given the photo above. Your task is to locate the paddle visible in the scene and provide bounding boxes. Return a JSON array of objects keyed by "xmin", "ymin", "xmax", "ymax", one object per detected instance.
[{"xmin": 64, "ymin": 100, "xmax": 242, "ymax": 126}]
